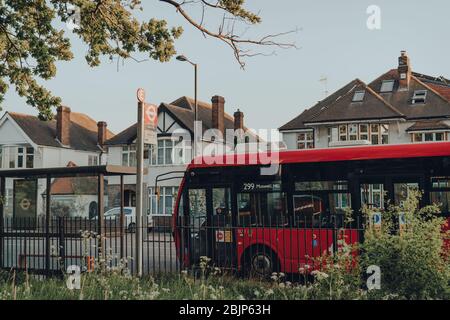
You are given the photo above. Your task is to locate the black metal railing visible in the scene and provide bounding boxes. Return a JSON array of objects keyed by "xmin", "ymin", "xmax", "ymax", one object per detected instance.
[{"xmin": 0, "ymin": 215, "xmax": 365, "ymax": 280}]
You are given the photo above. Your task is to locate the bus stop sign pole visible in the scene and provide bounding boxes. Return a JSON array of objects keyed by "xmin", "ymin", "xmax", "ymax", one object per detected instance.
[{"xmin": 135, "ymin": 88, "xmax": 145, "ymax": 277}]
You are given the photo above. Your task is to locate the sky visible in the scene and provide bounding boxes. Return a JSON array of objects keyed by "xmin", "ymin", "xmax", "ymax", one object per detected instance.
[{"xmin": 3, "ymin": 0, "xmax": 450, "ymax": 134}]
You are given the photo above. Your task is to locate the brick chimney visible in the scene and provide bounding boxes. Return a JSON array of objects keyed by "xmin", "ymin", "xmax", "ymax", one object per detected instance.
[
  {"xmin": 97, "ymin": 121, "xmax": 107, "ymax": 148},
  {"xmin": 234, "ymin": 109, "xmax": 244, "ymax": 131},
  {"xmin": 56, "ymin": 106, "xmax": 71, "ymax": 146},
  {"xmin": 211, "ymin": 95, "xmax": 225, "ymax": 138},
  {"xmin": 398, "ymin": 50, "xmax": 411, "ymax": 90}
]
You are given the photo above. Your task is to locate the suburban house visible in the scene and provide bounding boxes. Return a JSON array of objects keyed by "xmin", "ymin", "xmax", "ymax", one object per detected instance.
[
  {"xmin": 0, "ymin": 106, "xmax": 114, "ymax": 217},
  {"xmin": 105, "ymin": 95, "xmax": 254, "ymax": 226},
  {"xmin": 279, "ymin": 51, "xmax": 450, "ymax": 150}
]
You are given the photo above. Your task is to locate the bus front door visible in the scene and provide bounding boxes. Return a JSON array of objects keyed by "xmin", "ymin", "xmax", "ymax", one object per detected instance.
[{"xmin": 187, "ymin": 187, "xmax": 233, "ymax": 268}]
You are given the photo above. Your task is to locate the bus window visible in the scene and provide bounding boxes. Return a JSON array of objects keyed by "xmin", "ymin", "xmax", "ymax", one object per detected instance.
[
  {"xmin": 293, "ymin": 180, "xmax": 350, "ymax": 227},
  {"xmin": 212, "ymin": 188, "xmax": 231, "ymax": 216},
  {"xmin": 293, "ymin": 194, "xmax": 324, "ymax": 227},
  {"xmin": 212, "ymin": 188, "xmax": 231, "ymax": 217},
  {"xmin": 393, "ymin": 183, "xmax": 419, "ymax": 207},
  {"xmin": 189, "ymin": 189, "xmax": 207, "ymax": 228},
  {"xmin": 295, "ymin": 180, "xmax": 348, "ymax": 191},
  {"xmin": 360, "ymin": 184, "xmax": 385, "ymax": 210},
  {"xmin": 329, "ymin": 193, "xmax": 351, "ymax": 213},
  {"xmin": 430, "ymin": 177, "xmax": 450, "ymax": 215},
  {"xmin": 237, "ymin": 192, "xmax": 287, "ymax": 227}
]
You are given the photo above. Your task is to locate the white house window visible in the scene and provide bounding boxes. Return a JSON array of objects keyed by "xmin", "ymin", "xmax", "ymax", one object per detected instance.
[
  {"xmin": 412, "ymin": 90, "xmax": 427, "ymax": 104},
  {"xmin": 381, "ymin": 124, "xmax": 389, "ymax": 144},
  {"xmin": 8, "ymin": 147, "xmax": 16, "ymax": 168},
  {"xmin": 88, "ymin": 155, "xmax": 98, "ymax": 166},
  {"xmin": 148, "ymin": 186, "xmax": 179, "ymax": 215},
  {"xmin": 339, "ymin": 125, "xmax": 347, "ymax": 141},
  {"xmin": 348, "ymin": 124, "xmax": 358, "ymax": 141},
  {"xmin": 352, "ymin": 91, "xmax": 365, "ymax": 102},
  {"xmin": 380, "ymin": 80, "xmax": 395, "ymax": 93},
  {"xmin": 157, "ymin": 139, "xmax": 174, "ymax": 165},
  {"xmin": 370, "ymin": 124, "xmax": 380, "ymax": 144},
  {"xmin": 297, "ymin": 132, "xmax": 314, "ymax": 149},
  {"xmin": 147, "ymin": 138, "xmax": 191, "ymax": 166},
  {"xmin": 173, "ymin": 137, "xmax": 190, "ymax": 165},
  {"xmin": 412, "ymin": 132, "xmax": 447, "ymax": 142},
  {"xmin": 0, "ymin": 146, "xmax": 34, "ymax": 169},
  {"xmin": 359, "ymin": 124, "xmax": 369, "ymax": 140},
  {"xmin": 147, "ymin": 145, "xmax": 157, "ymax": 165},
  {"xmin": 122, "ymin": 145, "xmax": 136, "ymax": 167},
  {"xmin": 332, "ymin": 123, "xmax": 389, "ymax": 145}
]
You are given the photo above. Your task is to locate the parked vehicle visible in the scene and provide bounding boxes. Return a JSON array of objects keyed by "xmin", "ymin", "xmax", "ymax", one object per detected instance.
[{"xmin": 102, "ymin": 207, "xmax": 153, "ymax": 233}]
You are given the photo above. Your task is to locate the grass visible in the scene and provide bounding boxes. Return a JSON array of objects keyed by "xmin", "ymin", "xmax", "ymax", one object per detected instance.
[{"xmin": 0, "ymin": 267, "xmax": 365, "ymax": 300}]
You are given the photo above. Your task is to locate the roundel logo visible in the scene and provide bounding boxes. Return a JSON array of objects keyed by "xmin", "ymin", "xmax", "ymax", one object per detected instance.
[
  {"xmin": 144, "ymin": 104, "xmax": 158, "ymax": 126},
  {"xmin": 20, "ymin": 198, "xmax": 32, "ymax": 211}
]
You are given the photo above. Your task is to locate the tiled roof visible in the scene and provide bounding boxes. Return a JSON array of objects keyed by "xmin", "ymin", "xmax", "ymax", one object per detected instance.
[
  {"xmin": 106, "ymin": 96, "xmax": 253, "ymax": 146},
  {"xmin": 49, "ymin": 162, "xmax": 98, "ymax": 195},
  {"xmin": 406, "ymin": 120, "xmax": 450, "ymax": 132},
  {"xmin": 305, "ymin": 79, "xmax": 404, "ymax": 124},
  {"xmin": 426, "ymin": 83, "xmax": 450, "ymax": 101},
  {"xmin": 7, "ymin": 111, "xmax": 114, "ymax": 152},
  {"xmin": 279, "ymin": 67, "xmax": 450, "ymax": 131}
]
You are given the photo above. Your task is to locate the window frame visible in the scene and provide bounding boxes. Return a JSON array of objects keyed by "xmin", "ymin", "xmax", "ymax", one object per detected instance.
[
  {"xmin": 296, "ymin": 131, "xmax": 314, "ymax": 150},
  {"xmin": 352, "ymin": 90, "xmax": 365, "ymax": 102},
  {"xmin": 412, "ymin": 90, "xmax": 427, "ymax": 104},
  {"xmin": 88, "ymin": 155, "xmax": 98, "ymax": 166},
  {"xmin": 121, "ymin": 145, "xmax": 137, "ymax": 167},
  {"xmin": 0, "ymin": 146, "xmax": 34, "ymax": 169},
  {"xmin": 412, "ymin": 131, "xmax": 448, "ymax": 143},
  {"xmin": 333, "ymin": 123, "xmax": 389, "ymax": 144},
  {"xmin": 148, "ymin": 186, "xmax": 179, "ymax": 216},
  {"xmin": 380, "ymin": 80, "xmax": 395, "ymax": 93}
]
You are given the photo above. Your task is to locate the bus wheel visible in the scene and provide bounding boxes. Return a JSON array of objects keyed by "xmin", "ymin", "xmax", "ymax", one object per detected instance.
[{"xmin": 246, "ymin": 250, "xmax": 278, "ymax": 279}]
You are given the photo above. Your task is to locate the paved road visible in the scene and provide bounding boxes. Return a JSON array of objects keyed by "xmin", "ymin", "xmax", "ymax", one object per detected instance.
[{"xmin": 1, "ymin": 232, "xmax": 180, "ymax": 275}]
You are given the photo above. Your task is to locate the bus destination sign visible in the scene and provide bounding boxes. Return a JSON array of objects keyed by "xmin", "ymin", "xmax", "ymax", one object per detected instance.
[{"xmin": 240, "ymin": 182, "xmax": 281, "ymax": 192}]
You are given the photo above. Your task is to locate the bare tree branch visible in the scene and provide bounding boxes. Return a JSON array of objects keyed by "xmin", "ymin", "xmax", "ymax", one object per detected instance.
[{"xmin": 160, "ymin": 0, "xmax": 298, "ymax": 68}]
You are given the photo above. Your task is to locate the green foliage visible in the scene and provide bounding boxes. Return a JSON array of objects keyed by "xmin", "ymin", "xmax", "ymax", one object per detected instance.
[
  {"xmin": 0, "ymin": 0, "xmax": 265, "ymax": 118},
  {"xmin": 360, "ymin": 190, "xmax": 450, "ymax": 299}
]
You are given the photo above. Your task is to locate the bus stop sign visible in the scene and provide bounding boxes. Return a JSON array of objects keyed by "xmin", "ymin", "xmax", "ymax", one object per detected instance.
[{"xmin": 143, "ymin": 103, "xmax": 158, "ymax": 145}]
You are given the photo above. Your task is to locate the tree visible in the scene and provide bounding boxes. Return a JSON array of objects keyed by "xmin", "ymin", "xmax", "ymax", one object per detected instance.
[{"xmin": 0, "ymin": 0, "xmax": 296, "ymax": 120}]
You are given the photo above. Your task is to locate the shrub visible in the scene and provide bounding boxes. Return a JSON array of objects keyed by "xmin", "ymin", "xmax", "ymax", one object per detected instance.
[{"xmin": 361, "ymin": 190, "xmax": 450, "ymax": 299}]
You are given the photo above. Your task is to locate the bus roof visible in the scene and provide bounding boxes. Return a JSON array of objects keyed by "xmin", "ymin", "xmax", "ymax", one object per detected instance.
[{"xmin": 187, "ymin": 142, "xmax": 450, "ymax": 170}]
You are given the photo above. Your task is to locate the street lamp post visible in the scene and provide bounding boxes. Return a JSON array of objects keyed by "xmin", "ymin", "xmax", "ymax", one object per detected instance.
[{"xmin": 176, "ymin": 55, "xmax": 198, "ymax": 159}]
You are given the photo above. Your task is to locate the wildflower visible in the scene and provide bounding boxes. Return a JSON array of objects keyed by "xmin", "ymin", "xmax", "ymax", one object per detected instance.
[{"xmin": 265, "ymin": 289, "xmax": 274, "ymax": 295}]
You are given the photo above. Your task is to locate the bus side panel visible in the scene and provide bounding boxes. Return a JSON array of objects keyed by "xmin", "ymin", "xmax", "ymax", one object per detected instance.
[
  {"xmin": 235, "ymin": 227, "xmax": 281, "ymax": 271},
  {"xmin": 235, "ymin": 227, "xmax": 361, "ymax": 274},
  {"xmin": 279, "ymin": 229, "xmax": 335, "ymax": 273}
]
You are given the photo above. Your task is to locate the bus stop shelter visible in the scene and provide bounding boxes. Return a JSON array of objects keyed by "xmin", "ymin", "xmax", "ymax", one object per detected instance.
[{"xmin": 0, "ymin": 165, "xmax": 137, "ymax": 275}]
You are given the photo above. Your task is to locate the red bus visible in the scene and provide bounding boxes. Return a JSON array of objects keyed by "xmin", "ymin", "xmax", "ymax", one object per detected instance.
[{"xmin": 173, "ymin": 142, "xmax": 450, "ymax": 277}]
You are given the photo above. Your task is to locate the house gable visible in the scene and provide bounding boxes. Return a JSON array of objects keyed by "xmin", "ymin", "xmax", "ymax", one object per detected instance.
[{"xmin": 0, "ymin": 114, "xmax": 36, "ymax": 146}]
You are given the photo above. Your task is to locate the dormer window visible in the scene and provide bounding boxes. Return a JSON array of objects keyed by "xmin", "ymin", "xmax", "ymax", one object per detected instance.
[
  {"xmin": 380, "ymin": 80, "xmax": 395, "ymax": 93},
  {"xmin": 352, "ymin": 90, "xmax": 365, "ymax": 102},
  {"xmin": 412, "ymin": 90, "xmax": 427, "ymax": 104}
]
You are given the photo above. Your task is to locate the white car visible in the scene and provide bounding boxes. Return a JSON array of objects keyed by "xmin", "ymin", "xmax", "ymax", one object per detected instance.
[{"xmin": 103, "ymin": 207, "xmax": 153, "ymax": 233}]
